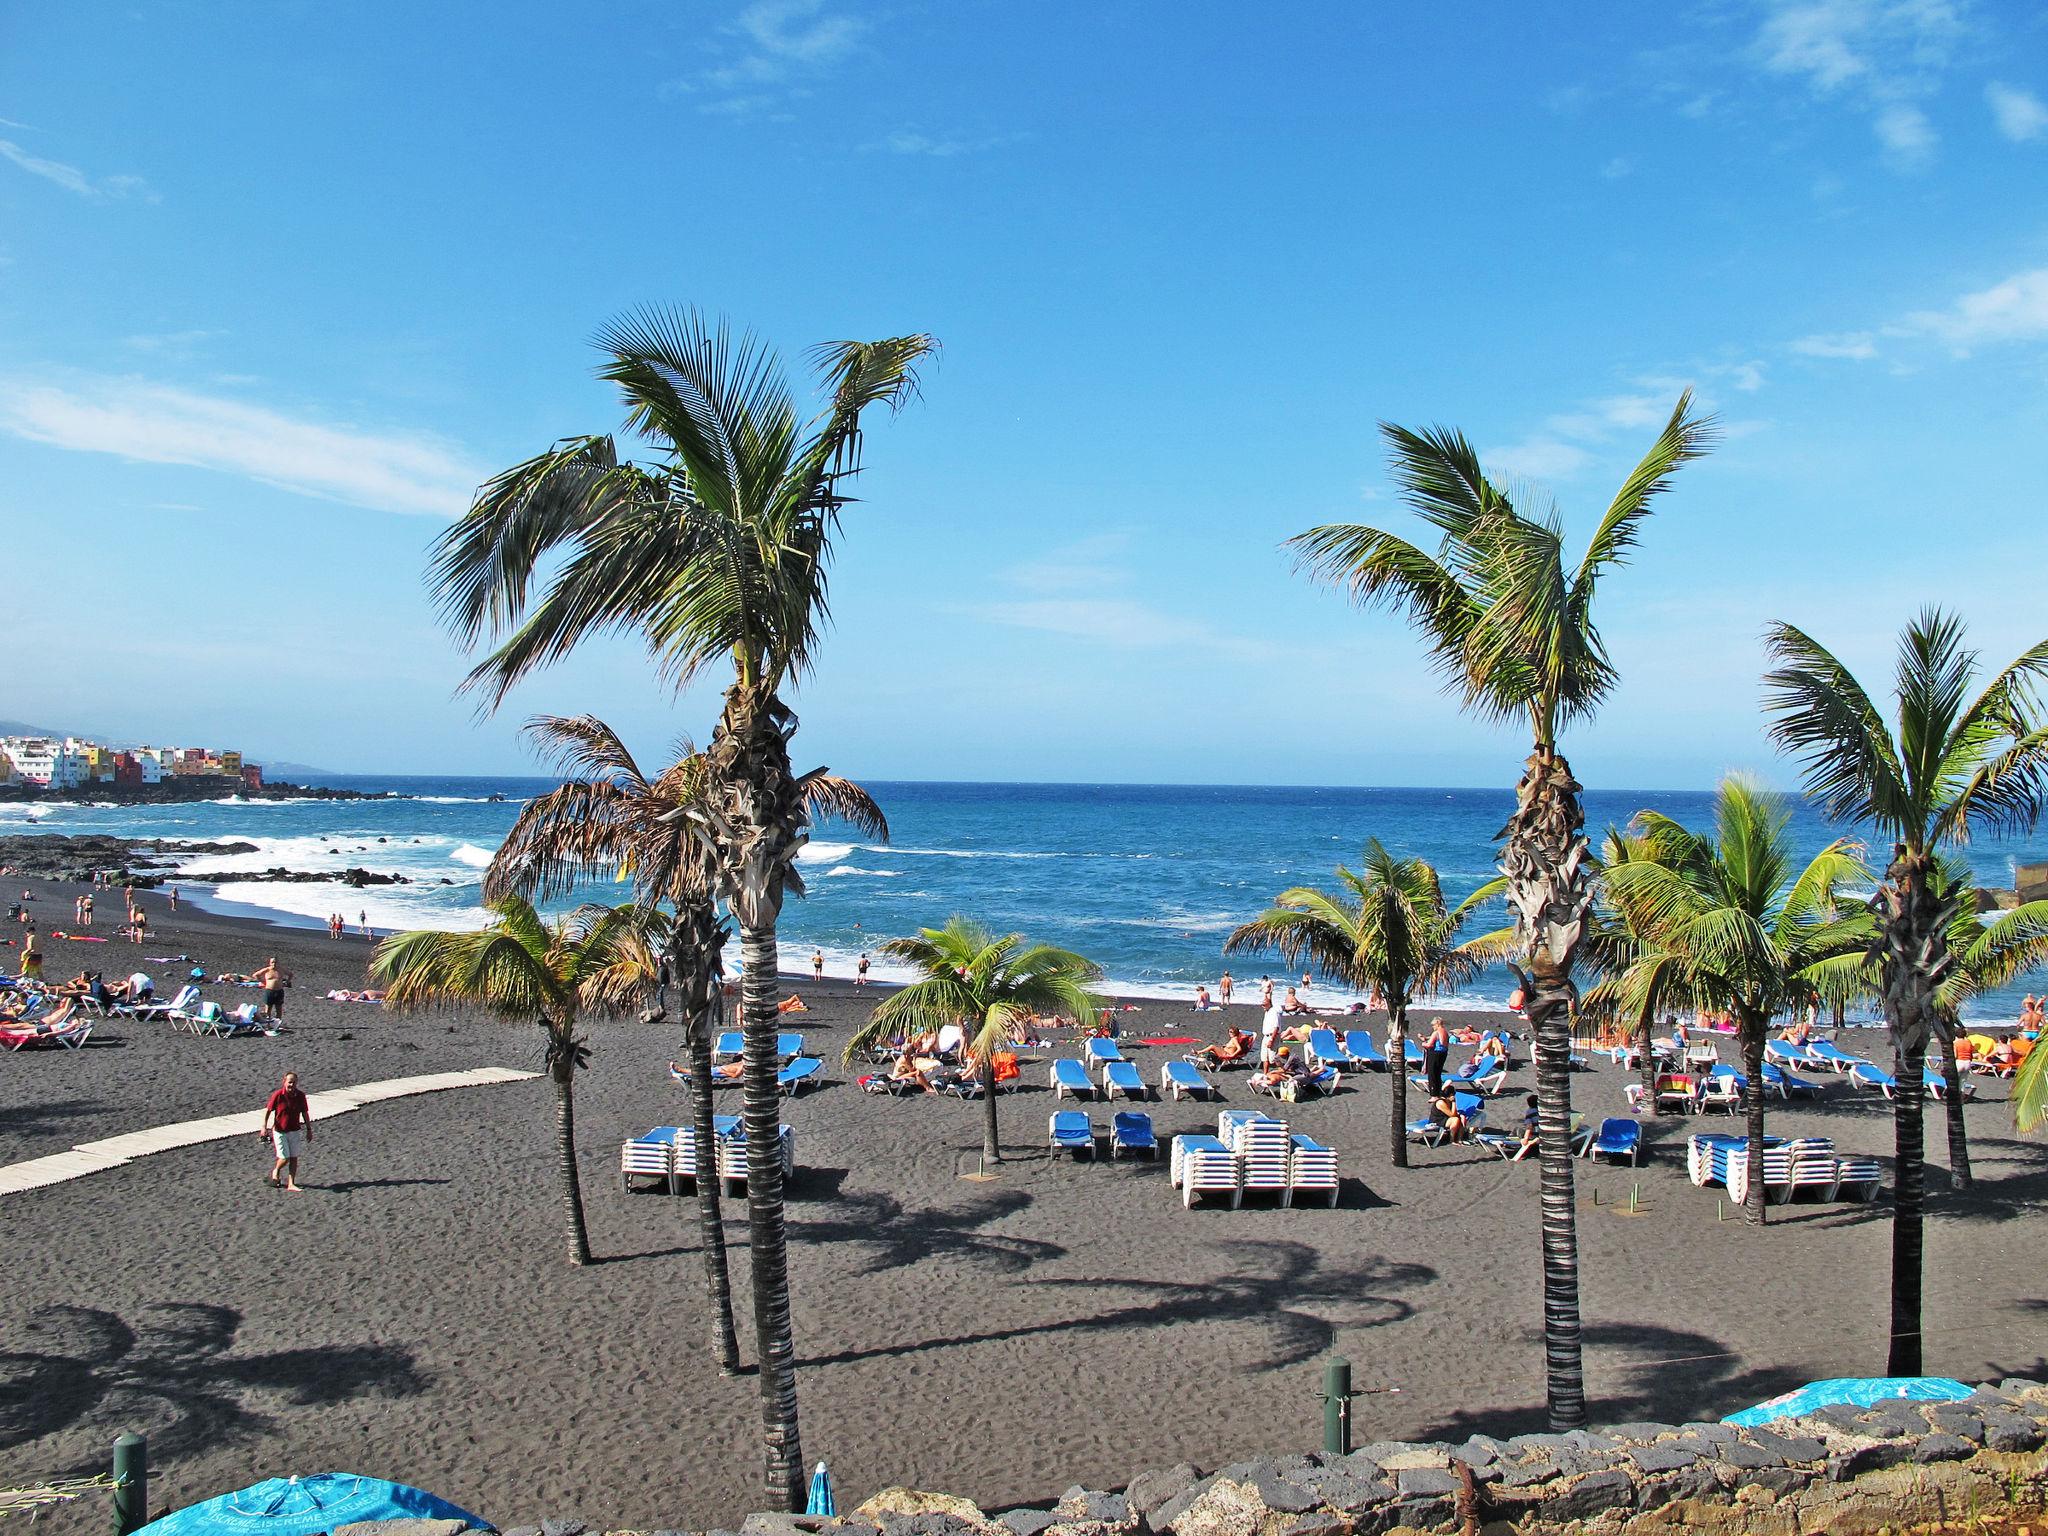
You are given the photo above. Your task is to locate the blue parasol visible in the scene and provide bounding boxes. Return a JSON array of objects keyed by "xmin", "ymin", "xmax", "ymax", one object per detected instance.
[
  {"xmin": 805, "ymin": 1462, "xmax": 836, "ymax": 1518},
  {"xmin": 135, "ymin": 1473, "xmax": 484, "ymax": 1536},
  {"xmin": 1724, "ymin": 1376, "xmax": 1974, "ymax": 1426}
]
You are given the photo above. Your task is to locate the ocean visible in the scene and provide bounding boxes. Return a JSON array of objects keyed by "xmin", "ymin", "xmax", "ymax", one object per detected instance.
[{"xmin": 6, "ymin": 777, "xmax": 2045, "ymax": 1022}]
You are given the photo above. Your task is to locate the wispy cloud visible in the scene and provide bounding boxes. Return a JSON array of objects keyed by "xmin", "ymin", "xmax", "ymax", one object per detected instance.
[
  {"xmin": 666, "ymin": 0, "xmax": 866, "ymax": 117},
  {"xmin": 1793, "ymin": 264, "xmax": 2048, "ymax": 361},
  {"xmin": 1600, "ymin": 155, "xmax": 1637, "ymax": 179},
  {"xmin": 0, "ymin": 374, "xmax": 481, "ymax": 517},
  {"xmin": 1483, "ymin": 368, "xmax": 1758, "ymax": 483},
  {"xmin": 123, "ymin": 329, "xmax": 222, "ymax": 354},
  {"xmin": 1986, "ymin": 81, "xmax": 2048, "ymax": 141},
  {"xmin": 1791, "ymin": 329, "xmax": 1881, "ymax": 358},
  {"xmin": 1748, "ymin": 0, "xmax": 1964, "ymax": 170},
  {"xmin": 0, "ymin": 137, "xmax": 156, "ymax": 201},
  {"xmin": 866, "ymin": 129, "xmax": 1024, "ymax": 158}
]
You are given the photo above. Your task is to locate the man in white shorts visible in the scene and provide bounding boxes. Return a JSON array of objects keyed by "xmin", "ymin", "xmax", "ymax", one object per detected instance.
[{"xmin": 262, "ymin": 1070, "xmax": 314, "ymax": 1193}]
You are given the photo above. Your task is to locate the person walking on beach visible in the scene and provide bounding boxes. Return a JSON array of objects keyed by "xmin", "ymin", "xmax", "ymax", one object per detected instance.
[
  {"xmin": 1422, "ymin": 1016, "xmax": 1450, "ymax": 1096},
  {"xmin": 80, "ymin": 893, "xmax": 93, "ymax": 928},
  {"xmin": 359, "ymin": 910, "xmax": 370, "ymax": 940},
  {"xmin": 168, "ymin": 886, "xmax": 179, "ymax": 913},
  {"xmin": 262, "ymin": 1071, "xmax": 313, "ymax": 1192},
  {"xmin": 254, "ymin": 956, "xmax": 292, "ymax": 1024},
  {"xmin": 1219, "ymin": 970, "xmax": 1234, "ymax": 1005},
  {"xmin": 1261, "ymin": 1000, "xmax": 1283, "ymax": 1064},
  {"xmin": 856, "ymin": 952, "xmax": 870, "ymax": 986},
  {"xmin": 812, "ymin": 948, "xmax": 824, "ymax": 981}
]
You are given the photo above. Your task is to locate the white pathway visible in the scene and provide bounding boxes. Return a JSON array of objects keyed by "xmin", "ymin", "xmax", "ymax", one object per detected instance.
[{"xmin": 0, "ymin": 1067, "xmax": 539, "ymax": 1197}]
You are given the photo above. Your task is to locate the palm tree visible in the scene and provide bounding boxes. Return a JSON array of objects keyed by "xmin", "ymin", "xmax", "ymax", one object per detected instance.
[
  {"xmin": 373, "ymin": 898, "xmax": 658, "ymax": 1265},
  {"xmin": 845, "ymin": 918, "xmax": 1103, "ymax": 1163},
  {"xmin": 2016, "ymin": 1033, "xmax": 2047, "ymax": 1134},
  {"xmin": 1923, "ymin": 855, "xmax": 2048, "ymax": 1187},
  {"xmin": 1584, "ymin": 827, "xmax": 1677, "ymax": 1116},
  {"xmin": 427, "ymin": 309, "xmax": 932, "ymax": 1509},
  {"xmin": 487, "ymin": 715, "xmax": 885, "ymax": 1373},
  {"xmin": 1289, "ymin": 394, "xmax": 1714, "ymax": 1427},
  {"xmin": 1224, "ymin": 842, "xmax": 1509, "ymax": 1167},
  {"xmin": 1593, "ymin": 779, "xmax": 1870, "ymax": 1224},
  {"xmin": 1763, "ymin": 608, "xmax": 2048, "ymax": 1372}
]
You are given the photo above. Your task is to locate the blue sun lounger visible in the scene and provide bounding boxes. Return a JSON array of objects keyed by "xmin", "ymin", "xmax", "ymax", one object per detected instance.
[
  {"xmin": 1085, "ymin": 1037, "xmax": 1127, "ymax": 1069},
  {"xmin": 1851, "ymin": 1062, "xmax": 1900, "ymax": 1097},
  {"xmin": 1923, "ymin": 1069, "xmax": 1974, "ymax": 1101},
  {"xmin": 1161, "ymin": 1060, "xmax": 1218, "ymax": 1100},
  {"xmin": 778, "ymin": 1057, "xmax": 823, "ymax": 1096},
  {"xmin": 1765, "ymin": 1039, "xmax": 1826, "ymax": 1071},
  {"xmin": 1050, "ymin": 1058, "xmax": 1095, "ymax": 1099},
  {"xmin": 1111, "ymin": 1110, "xmax": 1157, "ymax": 1159},
  {"xmin": 1306, "ymin": 1028, "xmax": 1357, "ymax": 1070},
  {"xmin": 1809, "ymin": 1040, "xmax": 1870, "ymax": 1072},
  {"xmin": 1762, "ymin": 1061, "xmax": 1821, "ymax": 1100},
  {"xmin": 1585, "ymin": 1117, "xmax": 1643, "ymax": 1165},
  {"xmin": 1344, "ymin": 1030, "xmax": 1388, "ymax": 1069},
  {"xmin": 1102, "ymin": 1060, "xmax": 1146, "ymax": 1100},
  {"xmin": 1049, "ymin": 1110, "xmax": 1097, "ymax": 1158}
]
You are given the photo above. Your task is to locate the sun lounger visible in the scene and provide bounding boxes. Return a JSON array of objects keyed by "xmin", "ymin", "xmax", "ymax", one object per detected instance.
[
  {"xmin": 1224, "ymin": 1113, "xmax": 1292, "ymax": 1200},
  {"xmin": 1851, "ymin": 1063, "xmax": 1899, "ymax": 1098},
  {"xmin": 1761, "ymin": 1061, "xmax": 1821, "ymax": 1100},
  {"xmin": 1653, "ymin": 1072, "xmax": 1699, "ymax": 1114},
  {"xmin": 1305, "ymin": 1028, "xmax": 1357, "ymax": 1071},
  {"xmin": 1049, "ymin": 1110, "xmax": 1097, "ymax": 1159},
  {"xmin": 716, "ymin": 1121, "xmax": 795, "ymax": 1194},
  {"xmin": 1287, "ymin": 1134, "xmax": 1338, "ymax": 1206},
  {"xmin": 1698, "ymin": 1069, "xmax": 1743, "ymax": 1115},
  {"xmin": 1111, "ymin": 1110, "xmax": 1157, "ymax": 1159},
  {"xmin": 1085, "ymin": 1037, "xmax": 1126, "ymax": 1072},
  {"xmin": 1725, "ymin": 1136, "xmax": 1847, "ymax": 1207},
  {"xmin": 1834, "ymin": 1156, "xmax": 1882, "ymax": 1201},
  {"xmin": 712, "ymin": 1031, "xmax": 743, "ymax": 1060},
  {"xmin": 1406, "ymin": 1091, "xmax": 1485, "ymax": 1147},
  {"xmin": 621, "ymin": 1126, "xmax": 682, "ymax": 1193},
  {"xmin": 1171, "ymin": 1133, "xmax": 1240, "ymax": 1207},
  {"xmin": 123, "ymin": 983, "xmax": 198, "ymax": 1022},
  {"xmin": 1344, "ymin": 1030, "xmax": 1388, "ymax": 1069},
  {"xmin": 1050, "ymin": 1058, "xmax": 1094, "ymax": 1100},
  {"xmin": 1585, "ymin": 1117, "xmax": 1642, "ymax": 1165},
  {"xmin": 0, "ymin": 1017, "xmax": 93, "ymax": 1051},
  {"xmin": 1809, "ymin": 1040, "xmax": 1870, "ymax": 1073},
  {"xmin": 1923, "ymin": 1069, "xmax": 1974, "ymax": 1101},
  {"xmin": 778, "ymin": 1057, "xmax": 823, "ymax": 1097},
  {"xmin": 1161, "ymin": 1060, "xmax": 1218, "ymax": 1100},
  {"xmin": 1765, "ymin": 1039, "xmax": 1826, "ymax": 1071},
  {"xmin": 1102, "ymin": 1060, "xmax": 1146, "ymax": 1100}
]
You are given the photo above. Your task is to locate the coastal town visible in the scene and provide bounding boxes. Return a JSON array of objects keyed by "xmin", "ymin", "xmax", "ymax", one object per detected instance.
[{"xmin": 0, "ymin": 735, "xmax": 264, "ymax": 792}]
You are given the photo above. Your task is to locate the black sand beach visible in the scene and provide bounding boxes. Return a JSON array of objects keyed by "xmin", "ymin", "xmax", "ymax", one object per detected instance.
[{"xmin": 4, "ymin": 877, "xmax": 2045, "ymax": 1529}]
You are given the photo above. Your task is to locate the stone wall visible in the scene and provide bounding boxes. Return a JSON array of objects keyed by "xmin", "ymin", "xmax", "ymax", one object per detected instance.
[{"xmin": 381, "ymin": 1378, "xmax": 2048, "ymax": 1536}]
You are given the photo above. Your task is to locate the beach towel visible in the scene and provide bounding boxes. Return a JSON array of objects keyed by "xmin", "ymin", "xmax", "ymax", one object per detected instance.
[{"xmin": 1139, "ymin": 1036, "xmax": 1198, "ymax": 1046}]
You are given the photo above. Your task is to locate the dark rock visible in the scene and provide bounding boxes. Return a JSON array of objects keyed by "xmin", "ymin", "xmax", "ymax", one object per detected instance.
[
  {"xmin": 1858, "ymin": 1401, "xmax": 1933, "ymax": 1437},
  {"xmin": 1999, "ymin": 1377, "xmax": 2045, "ymax": 1396},
  {"xmin": 1628, "ymin": 1445, "xmax": 1699, "ymax": 1475},
  {"xmin": 1297, "ymin": 1472, "xmax": 1383, "ymax": 1513},
  {"xmin": 740, "ymin": 1519, "xmax": 821, "ymax": 1536},
  {"xmin": 1145, "ymin": 1478, "xmax": 1210, "ymax": 1534},
  {"xmin": 1494, "ymin": 1462, "xmax": 1558, "ymax": 1490},
  {"xmin": 1679, "ymin": 1422, "xmax": 1740, "ymax": 1444},
  {"xmin": 1638, "ymin": 1464, "xmax": 1722, "ymax": 1506},
  {"xmin": 1927, "ymin": 1406, "xmax": 1985, "ymax": 1440},
  {"xmin": 1749, "ymin": 1467, "xmax": 1814, "ymax": 1498},
  {"xmin": 331, "ymin": 1522, "xmax": 467, "ymax": 1536},
  {"xmin": 1913, "ymin": 1432, "xmax": 1977, "ymax": 1463},
  {"xmin": 1561, "ymin": 1430, "xmax": 1622, "ymax": 1453},
  {"xmin": 1605, "ymin": 1421, "xmax": 1676, "ymax": 1442},
  {"xmin": 1455, "ymin": 1435, "xmax": 1506, "ymax": 1468},
  {"xmin": 1547, "ymin": 1451, "xmax": 1617, "ymax": 1479},
  {"xmin": 1742, "ymin": 1428, "xmax": 1826, "ymax": 1463},
  {"xmin": 1814, "ymin": 1405, "xmax": 1869, "ymax": 1433},
  {"xmin": 1392, "ymin": 1469, "xmax": 1458, "ymax": 1500},
  {"xmin": 1507, "ymin": 1433, "xmax": 1574, "ymax": 1457},
  {"xmin": 1335, "ymin": 1453, "xmax": 1382, "ymax": 1482},
  {"xmin": 1385, "ymin": 1495, "xmax": 1454, "ymax": 1532},
  {"xmin": 540, "ymin": 1523, "xmax": 587, "ymax": 1536},
  {"xmin": 1270, "ymin": 1454, "xmax": 1321, "ymax": 1475},
  {"xmin": 1981, "ymin": 1409, "xmax": 2047, "ymax": 1453},
  {"xmin": 1273, "ymin": 1520, "xmax": 1348, "ymax": 1536},
  {"xmin": 1720, "ymin": 1442, "xmax": 1782, "ymax": 1471},
  {"xmin": 1548, "ymin": 1470, "xmax": 1637, "ymax": 1522},
  {"xmin": 1055, "ymin": 1489, "xmax": 1128, "ymax": 1525},
  {"xmin": 1247, "ymin": 1471, "xmax": 1320, "ymax": 1515},
  {"xmin": 997, "ymin": 1510, "xmax": 1058, "ymax": 1536},
  {"xmin": 1669, "ymin": 1433, "xmax": 1722, "ymax": 1458},
  {"xmin": 1123, "ymin": 1465, "xmax": 1199, "ymax": 1522},
  {"xmin": 1827, "ymin": 1442, "xmax": 1913, "ymax": 1480}
]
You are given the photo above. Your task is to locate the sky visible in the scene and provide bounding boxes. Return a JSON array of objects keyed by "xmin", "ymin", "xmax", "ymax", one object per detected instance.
[{"xmin": 3, "ymin": 0, "xmax": 2046, "ymax": 789}]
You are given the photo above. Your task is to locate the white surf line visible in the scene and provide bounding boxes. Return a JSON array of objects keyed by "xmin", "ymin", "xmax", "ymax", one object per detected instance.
[{"xmin": 0, "ymin": 1066, "xmax": 539, "ymax": 1197}]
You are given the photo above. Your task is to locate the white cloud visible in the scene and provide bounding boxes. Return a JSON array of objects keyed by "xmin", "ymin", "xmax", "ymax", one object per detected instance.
[
  {"xmin": 972, "ymin": 537, "xmax": 1279, "ymax": 660},
  {"xmin": 1874, "ymin": 101, "xmax": 1936, "ymax": 167},
  {"xmin": 1791, "ymin": 330, "xmax": 1881, "ymax": 358},
  {"xmin": 0, "ymin": 375, "xmax": 482, "ymax": 517},
  {"xmin": 1986, "ymin": 81, "xmax": 2048, "ymax": 141},
  {"xmin": 1748, "ymin": 0, "xmax": 1962, "ymax": 169},
  {"xmin": 123, "ymin": 329, "xmax": 221, "ymax": 353},
  {"xmin": 1600, "ymin": 155, "xmax": 1636, "ymax": 179},
  {"xmin": 669, "ymin": 0, "xmax": 865, "ymax": 116},
  {"xmin": 0, "ymin": 137, "xmax": 156, "ymax": 201},
  {"xmin": 867, "ymin": 129, "xmax": 1023, "ymax": 158},
  {"xmin": 1482, "ymin": 437, "xmax": 1594, "ymax": 481},
  {"xmin": 1905, "ymin": 266, "xmax": 2048, "ymax": 349}
]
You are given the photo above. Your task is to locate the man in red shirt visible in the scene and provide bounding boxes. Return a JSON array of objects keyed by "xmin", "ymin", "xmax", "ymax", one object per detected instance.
[{"xmin": 262, "ymin": 1071, "xmax": 313, "ymax": 1193}]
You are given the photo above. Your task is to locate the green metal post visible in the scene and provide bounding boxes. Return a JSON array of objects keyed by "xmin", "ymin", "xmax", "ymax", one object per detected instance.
[
  {"xmin": 1322, "ymin": 1356, "xmax": 1352, "ymax": 1455},
  {"xmin": 112, "ymin": 1434, "xmax": 147, "ymax": 1536}
]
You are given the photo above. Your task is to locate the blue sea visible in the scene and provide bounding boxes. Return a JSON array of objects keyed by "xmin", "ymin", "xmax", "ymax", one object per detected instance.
[{"xmin": 7, "ymin": 778, "xmax": 2046, "ymax": 1022}]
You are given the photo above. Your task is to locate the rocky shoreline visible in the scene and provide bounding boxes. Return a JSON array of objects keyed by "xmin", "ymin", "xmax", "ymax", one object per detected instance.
[
  {"xmin": 0, "ymin": 834, "xmax": 413, "ymax": 888},
  {"xmin": 0, "ymin": 777, "xmax": 390, "ymax": 806}
]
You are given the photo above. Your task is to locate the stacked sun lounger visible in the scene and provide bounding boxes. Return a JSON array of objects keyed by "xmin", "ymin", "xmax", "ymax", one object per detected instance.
[
  {"xmin": 622, "ymin": 1126, "xmax": 684, "ymax": 1193},
  {"xmin": 1226, "ymin": 1111, "xmax": 1293, "ymax": 1201},
  {"xmin": 716, "ymin": 1121, "xmax": 796, "ymax": 1195},
  {"xmin": 1688, "ymin": 1132, "xmax": 1784, "ymax": 1188},
  {"xmin": 1688, "ymin": 1131, "xmax": 1876, "ymax": 1205},
  {"xmin": 1169, "ymin": 1134, "xmax": 1241, "ymax": 1208},
  {"xmin": 1287, "ymin": 1134, "xmax": 1338, "ymax": 1206}
]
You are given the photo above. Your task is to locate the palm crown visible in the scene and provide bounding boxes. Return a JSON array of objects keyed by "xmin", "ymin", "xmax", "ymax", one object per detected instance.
[{"xmin": 848, "ymin": 917, "xmax": 1103, "ymax": 1065}]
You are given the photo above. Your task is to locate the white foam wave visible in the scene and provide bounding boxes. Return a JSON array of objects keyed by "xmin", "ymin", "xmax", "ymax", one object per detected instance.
[
  {"xmin": 412, "ymin": 795, "xmax": 520, "ymax": 805},
  {"xmin": 819, "ymin": 865, "xmax": 901, "ymax": 878},
  {"xmin": 798, "ymin": 842, "xmax": 854, "ymax": 864},
  {"xmin": 449, "ymin": 843, "xmax": 497, "ymax": 869},
  {"xmin": 200, "ymin": 880, "xmax": 488, "ymax": 935}
]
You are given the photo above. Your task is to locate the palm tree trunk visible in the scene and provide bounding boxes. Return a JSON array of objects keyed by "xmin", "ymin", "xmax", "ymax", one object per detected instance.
[
  {"xmin": 1637, "ymin": 1008, "xmax": 1659, "ymax": 1119},
  {"xmin": 676, "ymin": 921, "xmax": 741, "ymax": 1374},
  {"xmin": 1501, "ymin": 745, "xmax": 1591, "ymax": 1431},
  {"xmin": 1739, "ymin": 1010, "xmax": 1768, "ymax": 1227},
  {"xmin": 1388, "ymin": 999, "xmax": 1409, "ymax": 1169},
  {"xmin": 1877, "ymin": 852, "xmax": 1949, "ymax": 1378},
  {"xmin": 551, "ymin": 1030, "xmax": 592, "ymax": 1267},
  {"xmin": 981, "ymin": 1048, "xmax": 1002, "ymax": 1164},
  {"xmin": 1933, "ymin": 1013, "xmax": 1972, "ymax": 1189}
]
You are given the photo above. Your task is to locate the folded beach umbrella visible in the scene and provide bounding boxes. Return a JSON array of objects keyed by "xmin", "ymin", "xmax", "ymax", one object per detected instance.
[
  {"xmin": 135, "ymin": 1473, "xmax": 484, "ymax": 1536},
  {"xmin": 805, "ymin": 1462, "xmax": 836, "ymax": 1518},
  {"xmin": 1723, "ymin": 1376, "xmax": 1974, "ymax": 1427},
  {"xmin": 1964, "ymin": 1033, "xmax": 1998, "ymax": 1055}
]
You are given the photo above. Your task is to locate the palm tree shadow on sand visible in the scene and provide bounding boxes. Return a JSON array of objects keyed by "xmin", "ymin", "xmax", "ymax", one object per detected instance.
[
  {"xmin": 796, "ymin": 1236, "xmax": 1433, "ymax": 1372},
  {"xmin": 0, "ymin": 1302, "xmax": 430, "ymax": 1471}
]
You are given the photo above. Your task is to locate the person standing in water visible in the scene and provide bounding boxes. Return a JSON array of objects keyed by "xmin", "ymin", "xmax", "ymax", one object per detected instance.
[
  {"xmin": 1218, "ymin": 971, "xmax": 1234, "ymax": 1005},
  {"xmin": 812, "ymin": 949, "xmax": 824, "ymax": 981},
  {"xmin": 856, "ymin": 953, "xmax": 870, "ymax": 986},
  {"xmin": 1260, "ymin": 975, "xmax": 1274, "ymax": 1008}
]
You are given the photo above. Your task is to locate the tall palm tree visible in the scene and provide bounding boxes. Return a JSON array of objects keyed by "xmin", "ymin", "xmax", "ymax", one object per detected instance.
[
  {"xmin": 373, "ymin": 898, "xmax": 658, "ymax": 1265},
  {"xmin": 427, "ymin": 309, "xmax": 932, "ymax": 1509},
  {"xmin": 845, "ymin": 918, "xmax": 1103, "ymax": 1163},
  {"xmin": 1923, "ymin": 854, "xmax": 2048, "ymax": 1187},
  {"xmin": 1763, "ymin": 608, "xmax": 2048, "ymax": 1372},
  {"xmin": 487, "ymin": 715, "xmax": 885, "ymax": 1373},
  {"xmin": 1223, "ymin": 841, "xmax": 1509, "ymax": 1168},
  {"xmin": 1593, "ymin": 779, "xmax": 1869, "ymax": 1224},
  {"xmin": 1289, "ymin": 394, "xmax": 1713, "ymax": 1427}
]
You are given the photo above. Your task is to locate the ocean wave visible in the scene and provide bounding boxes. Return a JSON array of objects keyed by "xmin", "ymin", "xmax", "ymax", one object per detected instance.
[
  {"xmin": 449, "ymin": 843, "xmax": 497, "ymax": 869},
  {"xmin": 820, "ymin": 865, "xmax": 901, "ymax": 878},
  {"xmin": 797, "ymin": 842, "xmax": 855, "ymax": 864},
  {"xmin": 412, "ymin": 795, "xmax": 521, "ymax": 805},
  {"xmin": 199, "ymin": 880, "xmax": 489, "ymax": 935}
]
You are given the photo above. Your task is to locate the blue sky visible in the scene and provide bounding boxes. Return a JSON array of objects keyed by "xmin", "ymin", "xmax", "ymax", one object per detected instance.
[{"xmin": 3, "ymin": 0, "xmax": 2046, "ymax": 788}]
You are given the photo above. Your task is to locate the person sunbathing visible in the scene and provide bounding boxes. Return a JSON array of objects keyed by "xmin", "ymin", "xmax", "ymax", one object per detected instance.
[
  {"xmin": 777, "ymin": 994, "xmax": 809, "ymax": 1014},
  {"xmin": 1195, "ymin": 1025, "xmax": 1253, "ymax": 1068},
  {"xmin": 889, "ymin": 1047, "xmax": 935, "ymax": 1094},
  {"xmin": 1778, "ymin": 1017, "xmax": 1814, "ymax": 1045},
  {"xmin": 1280, "ymin": 987, "xmax": 1314, "ymax": 1015},
  {"xmin": 1250, "ymin": 1047, "xmax": 1303, "ymax": 1095},
  {"xmin": 1475, "ymin": 1033, "xmax": 1509, "ymax": 1065},
  {"xmin": 1192, "ymin": 985, "xmax": 1216, "ymax": 1010}
]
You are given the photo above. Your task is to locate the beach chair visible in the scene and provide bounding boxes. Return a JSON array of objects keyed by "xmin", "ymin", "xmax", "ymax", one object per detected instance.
[
  {"xmin": 1850, "ymin": 1062, "xmax": 1899, "ymax": 1098},
  {"xmin": 711, "ymin": 1031, "xmax": 743, "ymax": 1061},
  {"xmin": 717, "ymin": 1122, "xmax": 796, "ymax": 1195},
  {"xmin": 1084, "ymin": 1037, "xmax": 1127, "ymax": 1076},
  {"xmin": 1287, "ymin": 1134, "xmax": 1339, "ymax": 1207},
  {"xmin": 1049, "ymin": 1058, "xmax": 1094, "ymax": 1100},
  {"xmin": 1344, "ymin": 1030, "xmax": 1388, "ymax": 1070},
  {"xmin": 1585, "ymin": 1117, "xmax": 1642, "ymax": 1165},
  {"xmin": 1110, "ymin": 1111, "xmax": 1158, "ymax": 1159},
  {"xmin": 1922, "ymin": 1069, "xmax": 1974, "ymax": 1102},
  {"xmin": 1698, "ymin": 1069, "xmax": 1743, "ymax": 1115},
  {"xmin": 1765, "ymin": 1039, "xmax": 1826, "ymax": 1071},
  {"xmin": 1761, "ymin": 1061, "xmax": 1822, "ymax": 1100},
  {"xmin": 1171, "ymin": 1133, "xmax": 1240, "ymax": 1207},
  {"xmin": 124, "ymin": 982, "xmax": 198, "ymax": 1022},
  {"xmin": 1102, "ymin": 1060, "xmax": 1146, "ymax": 1100},
  {"xmin": 1653, "ymin": 1072, "xmax": 1698, "ymax": 1114},
  {"xmin": 1305, "ymin": 1028, "xmax": 1357, "ymax": 1071},
  {"xmin": 1834, "ymin": 1156, "xmax": 1883, "ymax": 1202},
  {"xmin": 1406, "ymin": 1091, "xmax": 1484, "ymax": 1148},
  {"xmin": 778, "ymin": 1057, "xmax": 823, "ymax": 1097},
  {"xmin": 1226, "ymin": 1113, "xmax": 1292, "ymax": 1201},
  {"xmin": 621, "ymin": 1127, "xmax": 681, "ymax": 1193},
  {"xmin": 1809, "ymin": 1040, "xmax": 1870, "ymax": 1073},
  {"xmin": 0, "ymin": 1017, "xmax": 93, "ymax": 1051},
  {"xmin": 1048, "ymin": 1110, "xmax": 1097, "ymax": 1160},
  {"xmin": 168, "ymin": 999, "xmax": 225, "ymax": 1035},
  {"xmin": 1161, "ymin": 1060, "xmax": 1218, "ymax": 1100}
]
